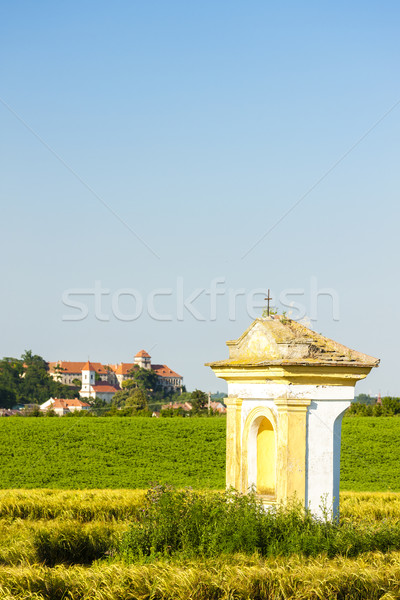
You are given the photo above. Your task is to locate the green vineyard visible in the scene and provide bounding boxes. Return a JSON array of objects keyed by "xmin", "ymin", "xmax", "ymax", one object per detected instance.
[
  {"xmin": 0, "ymin": 417, "xmax": 226, "ymax": 489},
  {"xmin": 0, "ymin": 416, "xmax": 399, "ymax": 491}
]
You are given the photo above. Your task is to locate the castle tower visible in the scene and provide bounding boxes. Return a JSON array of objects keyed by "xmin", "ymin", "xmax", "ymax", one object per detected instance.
[
  {"xmin": 134, "ymin": 350, "xmax": 151, "ymax": 370},
  {"xmin": 206, "ymin": 316, "xmax": 379, "ymax": 517},
  {"xmin": 80, "ymin": 361, "xmax": 96, "ymax": 397}
]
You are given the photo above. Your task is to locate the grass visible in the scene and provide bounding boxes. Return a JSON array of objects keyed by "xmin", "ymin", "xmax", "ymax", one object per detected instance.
[
  {"xmin": 341, "ymin": 417, "xmax": 400, "ymax": 491},
  {"xmin": 0, "ymin": 416, "xmax": 399, "ymax": 491}
]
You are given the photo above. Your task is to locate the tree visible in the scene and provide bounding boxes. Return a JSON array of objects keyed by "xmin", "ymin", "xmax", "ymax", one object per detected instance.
[
  {"xmin": 0, "ymin": 352, "xmax": 76, "ymax": 406},
  {"xmin": 0, "ymin": 386, "xmax": 16, "ymax": 409},
  {"xmin": 112, "ymin": 389, "xmax": 131, "ymax": 408},
  {"xmin": 0, "ymin": 358, "xmax": 24, "ymax": 399},
  {"xmin": 45, "ymin": 407, "xmax": 57, "ymax": 417},
  {"xmin": 191, "ymin": 389, "xmax": 208, "ymax": 414},
  {"xmin": 23, "ymin": 405, "xmax": 42, "ymax": 417},
  {"xmin": 112, "ymin": 388, "xmax": 148, "ymax": 412},
  {"xmin": 21, "ymin": 350, "xmax": 48, "ymax": 370},
  {"xmin": 21, "ymin": 362, "xmax": 51, "ymax": 403},
  {"xmin": 128, "ymin": 366, "xmax": 160, "ymax": 395},
  {"xmin": 169, "ymin": 391, "xmax": 192, "ymax": 404},
  {"xmin": 87, "ymin": 397, "xmax": 108, "ymax": 416},
  {"xmin": 24, "ymin": 352, "xmax": 76, "ymax": 404},
  {"xmin": 355, "ymin": 393, "xmax": 375, "ymax": 405},
  {"xmin": 125, "ymin": 389, "xmax": 148, "ymax": 411},
  {"xmin": 381, "ymin": 397, "xmax": 400, "ymax": 415},
  {"xmin": 121, "ymin": 379, "xmax": 137, "ymax": 390},
  {"xmin": 52, "ymin": 364, "xmax": 66, "ymax": 382},
  {"xmin": 160, "ymin": 406, "xmax": 185, "ymax": 418},
  {"xmin": 372, "ymin": 403, "xmax": 383, "ymax": 417},
  {"xmin": 347, "ymin": 402, "xmax": 373, "ymax": 416}
]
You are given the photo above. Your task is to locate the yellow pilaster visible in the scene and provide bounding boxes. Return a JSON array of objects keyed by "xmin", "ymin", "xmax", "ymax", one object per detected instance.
[
  {"xmin": 224, "ymin": 397, "xmax": 243, "ymax": 490},
  {"xmin": 274, "ymin": 398, "xmax": 311, "ymax": 504}
]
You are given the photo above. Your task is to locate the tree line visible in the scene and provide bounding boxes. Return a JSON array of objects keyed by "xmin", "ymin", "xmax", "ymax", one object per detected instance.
[
  {"xmin": 347, "ymin": 394, "xmax": 400, "ymax": 417},
  {"xmin": 0, "ymin": 351, "xmax": 77, "ymax": 408}
]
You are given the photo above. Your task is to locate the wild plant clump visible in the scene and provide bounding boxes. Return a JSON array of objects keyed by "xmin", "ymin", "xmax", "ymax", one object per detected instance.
[{"xmin": 119, "ymin": 484, "xmax": 400, "ymax": 561}]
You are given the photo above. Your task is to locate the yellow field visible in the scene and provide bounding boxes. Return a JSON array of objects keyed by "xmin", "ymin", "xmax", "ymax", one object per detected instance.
[
  {"xmin": 341, "ymin": 491, "xmax": 400, "ymax": 524},
  {"xmin": 0, "ymin": 489, "xmax": 146, "ymax": 521},
  {"xmin": 0, "ymin": 489, "xmax": 399, "ymax": 599},
  {"xmin": 1, "ymin": 488, "xmax": 399, "ymax": 523},
  {"xmin": 0, "ymin": 552, "xmax": 399, "ymax": 599}
]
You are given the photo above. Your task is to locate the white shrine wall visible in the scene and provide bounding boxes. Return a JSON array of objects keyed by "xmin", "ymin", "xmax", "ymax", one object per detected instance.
[{"xmin": 227, "ymin": 382, "xmax": 354, "ymax": 517}]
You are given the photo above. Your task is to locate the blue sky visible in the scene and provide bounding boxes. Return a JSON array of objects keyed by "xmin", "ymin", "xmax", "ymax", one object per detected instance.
[{"xmin": 1, "ymin": 1, "xmax": 399, "ymax": 394}]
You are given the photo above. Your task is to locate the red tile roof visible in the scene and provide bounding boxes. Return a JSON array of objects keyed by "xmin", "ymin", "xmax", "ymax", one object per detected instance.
[
  {"xmin": 50, "ymin": 358, "xmax": 182, "ymax": 381},
  {"xmin": 152, "ymin": 364, "xmax": 182, "ymax": 378},
  {"xmin": 115, "ymin": 363, "xmax": 135, "ymax": 375},
  {"xmin": 52, "ymin": 400, "xmax": 68, "ymax": 409},
  {"xmin": 210, "ymin": 401, "xmax": 226, "ymax": 414},
  {"xmin": 51, "ymin": 398, "xmax": 90, "ymax": 408},
  {"xmin": 82, "ymin": 361, "xmax": 96, "ymax": 372},
  {"xmin": 49, "ymin": 362, "xmax": 107, "ymax": 375},
  {"xmin": 92, "ymin": 384, "xmax": 119, "ymax": 393},
  {"xmin": 135, "ymin": 350, "xmax": 151, "ymax": 358},
  {"xmin": 161, "ymin": 401, "xmax": 192, "ymax": 411}
]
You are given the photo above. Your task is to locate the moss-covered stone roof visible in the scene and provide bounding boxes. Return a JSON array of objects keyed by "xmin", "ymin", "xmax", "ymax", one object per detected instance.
[{"xmin": 206, "ymin": 317, "xmax": 379, "ymax": 369}]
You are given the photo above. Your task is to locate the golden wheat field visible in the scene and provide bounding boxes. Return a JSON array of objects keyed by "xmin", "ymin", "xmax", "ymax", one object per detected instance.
[
  {"xmin": 1, "ymin": 552, "xmax": 400, "ymax": 600},
  {"xmin": 0, "ymin": 489, "xmax": 399, "ymax": 599}
]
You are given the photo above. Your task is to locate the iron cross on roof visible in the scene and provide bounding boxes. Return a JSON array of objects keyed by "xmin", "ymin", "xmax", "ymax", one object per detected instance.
[{"xmin": 264, "ymin": 289, "xmax": 272, "ymax": 317}]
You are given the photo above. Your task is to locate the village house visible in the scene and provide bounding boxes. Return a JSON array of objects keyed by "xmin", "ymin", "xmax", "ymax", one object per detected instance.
[
  {"xmin": 49, "ymin": 350, "xmax": 183, "ymax": 395},
  {"xmin": 40, "ymin": 397, "xmax": 90, "ymax": 416},
  {"xmin": 209, "ymin": 401, "xmax": 227, "ymax": 414},
  {"xmin": 0, "ymin": 409, "xmax": 20, "ymax": 417},
  {"xmin": 160, "ymin": 400, "xmax": 226, "ymax": 414},
  {"xmin": 161, "ymin": 401, "xmax": 193, "ymax": 412}
]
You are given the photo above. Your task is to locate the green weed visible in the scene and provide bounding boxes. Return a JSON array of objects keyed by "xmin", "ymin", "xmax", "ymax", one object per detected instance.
[{"xmin": 119, "ymin": 485, "xmax": 400, "ymax": 560}]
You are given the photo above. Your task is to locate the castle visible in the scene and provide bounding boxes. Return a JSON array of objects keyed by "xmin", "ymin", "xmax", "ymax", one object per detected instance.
[{"xmin": 49, "ymin": 350, "xmax": 183, "ymax": 402}]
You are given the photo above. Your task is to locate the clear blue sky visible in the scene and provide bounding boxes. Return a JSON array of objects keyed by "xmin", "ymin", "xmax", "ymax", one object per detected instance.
[{"xmin": 1, "ymin": 1, "xmax": 399, "ymax": 394}]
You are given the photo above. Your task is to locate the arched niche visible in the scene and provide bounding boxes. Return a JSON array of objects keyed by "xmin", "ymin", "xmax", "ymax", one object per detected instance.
[{"xmin": 242, "ymin": 406, "xmax": 277, "ymax": 499}]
